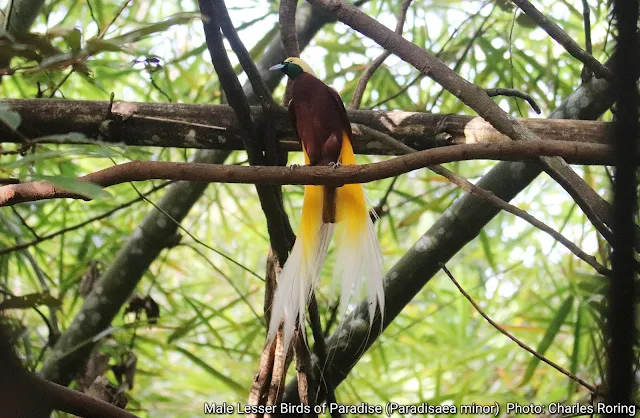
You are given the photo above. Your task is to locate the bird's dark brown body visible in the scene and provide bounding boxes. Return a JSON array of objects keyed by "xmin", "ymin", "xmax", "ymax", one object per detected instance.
[{"xmin": 289, "ymin": 72, "xmax": 352, "ymax": 166}]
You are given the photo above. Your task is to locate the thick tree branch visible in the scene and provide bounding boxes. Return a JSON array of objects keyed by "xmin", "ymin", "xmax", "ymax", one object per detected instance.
[
  {"xmin": 0, "ymin": 141, "xmax": 616, "ymax": 207},
  {"xmin": 607, "ymin": 0, "xmax": 638, "ymax": 406},
  {"xmin": 0, "ymin": 99, "xmax": 616, "ymax": 155}
]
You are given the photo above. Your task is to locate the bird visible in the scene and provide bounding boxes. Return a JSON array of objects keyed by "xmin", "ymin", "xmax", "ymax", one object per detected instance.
[{"xmin": 267, "ymin": 57, "xmax": 385, "ymax": 351}]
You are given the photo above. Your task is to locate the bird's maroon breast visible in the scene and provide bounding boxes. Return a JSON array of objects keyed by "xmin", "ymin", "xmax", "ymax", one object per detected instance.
[{"xmin": 291, "ymin": 74, "xmax": 348, "ymax": 166}]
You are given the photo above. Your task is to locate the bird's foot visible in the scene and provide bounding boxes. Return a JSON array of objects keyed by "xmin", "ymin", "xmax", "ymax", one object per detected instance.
[
  {"xmin": 289, "ymin": 163, "xmax": 300, "ymax": 170},
  {"xmin": 328, "ymin": 162, "xmax": 341, "ymax": 169}
]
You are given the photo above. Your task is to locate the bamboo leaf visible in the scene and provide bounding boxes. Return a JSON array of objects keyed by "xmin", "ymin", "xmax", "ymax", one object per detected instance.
[{"xmin": 521, "ymin": 295, "xmax": 574, "ymax": 386}]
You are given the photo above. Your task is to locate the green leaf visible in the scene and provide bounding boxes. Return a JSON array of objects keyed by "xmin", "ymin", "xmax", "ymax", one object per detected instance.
[
  {"xmin": 567, "ymin": 303, "xmax": 583, "ymax": 400},
  {"xmin": 173, "ymin": 346, "xmax": 245, "ymax": 395},
  {"xmin": 0, "ymin": 103, "xmax": 22, "ymax": 131},
  {"xmin": 479, "ymin": 230, "xmax": 497, "ymax": 272},
  {"xmin": 31, "ymin": 174, "xmax": 112, "ymax": 200},
  {"xmin": 91, "ymin": 12, "xmax": 200, "ymax": 51},
  {"xmin": 521, "ymin": 295, "xmax": 574, "ymax": 386}
]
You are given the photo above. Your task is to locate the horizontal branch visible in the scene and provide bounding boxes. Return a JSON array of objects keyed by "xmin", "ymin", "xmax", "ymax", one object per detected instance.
[
  {"xmin": 0, "ymin": 140, "xmax": 615, "ymax": 206},
  {"xmin": 0, "ymin": 99, "xmax": 613, "ymax": 158}
]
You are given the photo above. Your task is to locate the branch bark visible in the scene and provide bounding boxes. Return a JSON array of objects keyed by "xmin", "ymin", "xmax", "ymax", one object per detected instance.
[
  {"xmin": 306, "ymin": 0, "xmax": 639, "ymax": 258},
  {"xmin": 0, "ymin": 141, "xmax": 615, "ymax": 207},
  {"xmin": 0, "ymin": 99, "xmax": 615, "ymax": 156}
]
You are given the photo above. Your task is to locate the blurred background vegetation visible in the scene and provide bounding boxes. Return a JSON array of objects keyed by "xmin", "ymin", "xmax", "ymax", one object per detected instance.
[{"xmin": 0, "ymin": 0, "xmax": 615, "ymax": 416}]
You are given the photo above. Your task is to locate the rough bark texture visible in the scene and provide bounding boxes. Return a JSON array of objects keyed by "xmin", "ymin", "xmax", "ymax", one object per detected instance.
[{"xmin": 1, "ymin": 98, "xmax": 613, "ymax": 155}]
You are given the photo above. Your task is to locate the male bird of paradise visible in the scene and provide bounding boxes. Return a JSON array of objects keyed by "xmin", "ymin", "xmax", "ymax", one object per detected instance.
[{"xmin": 268, "ymin": 57, "xmax": 385, "ymax": 351}]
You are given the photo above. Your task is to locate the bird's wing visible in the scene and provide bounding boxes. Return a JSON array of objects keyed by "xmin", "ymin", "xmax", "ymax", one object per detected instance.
[{"xmin": 328, "ymin": 86, "xmax": 353, "ymax": 138}]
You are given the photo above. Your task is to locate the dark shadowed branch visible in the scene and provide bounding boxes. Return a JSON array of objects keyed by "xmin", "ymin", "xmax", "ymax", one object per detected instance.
[
  {"xmin": 198, "ymin": 0, "xmax": 293, "ymax": 263},
  {"xmin": 606, "ymin": 0, "xmax": 638, "ymax": 407}
]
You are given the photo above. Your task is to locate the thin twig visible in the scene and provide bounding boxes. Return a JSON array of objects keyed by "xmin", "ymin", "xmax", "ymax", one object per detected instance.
[
  {"xmin": 511, "ymin": 0, "xmax": 613, "ymax": 81},
  {"xmin": 0, "ymin": 181, "xmax": 171, "ymax": 256},
  {"xmin": 485, "ymin": 87, "xmax": 541, "ymax": 114},
  {"xmin": 580, "ymin": 0, "xmax": 592, "ymax": 81},
  {"xmin": 440, "ymin": 263, "xmax": 596, "ymax": 393},
  {"xmin": 97, "ymin": 0, "xmax": 131, "ymax": 40},
  {"xmin": 86, "ymin": 0, "xmax": 102, "ymax": 35},
  {"xmin": 367, "ymin": 129, "xmax": 611, "ymax": 277},
  {"xmin": 350, "ymin": 0, "xmax": 412, "ymax": 110},
  {"xmin": 10, "ymin": 206, "xmax": 39, "ymax": 238},
  {"xmin": 309, "ymin": 295, "xmax": 340, "ymax": 417}
]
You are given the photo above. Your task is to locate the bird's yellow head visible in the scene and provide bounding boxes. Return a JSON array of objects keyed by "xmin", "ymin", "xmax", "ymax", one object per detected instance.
[{"xmin": 269, "ymin": 57, "xmax": 316, "ymax": 79}]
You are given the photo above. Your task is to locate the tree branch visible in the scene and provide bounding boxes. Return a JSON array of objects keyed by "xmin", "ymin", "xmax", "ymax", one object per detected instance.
[
  {"xmin": 281, "ymin": 38, "xmax": 634, "ymax": 407},
  {"xmin": 512, "ymin": 0, "xmax": 613, "ymax": 81},
  {"xmin": 485, "ymin": 87, "xmax": 541, "ymax": 114},
  {"xmin": 306, "ymin": 0, "xmax": 638, "ymax": 256},
  {"xmin": 198, "ymin": 0, "xmax": 293, "ymax": 263},
  {"xmin": 0, "ymin": 99, "xmax": 616, "ymax": 155},
  {"xmin": 0, "ymin": 140, "xmax": 616, "ymax": 207},
  {"xmin": 440, "ymin": 264, "xmax": 596, "ymax": 393},
  {"xmin": 349, "ymin": 0, "xmax": 412, "ymax": 110}
]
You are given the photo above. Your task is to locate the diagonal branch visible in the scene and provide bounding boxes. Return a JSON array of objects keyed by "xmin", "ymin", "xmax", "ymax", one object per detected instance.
[
  {"xmin": 441, "ymin": 264, "xmax": 596, "ymax": 393},
  {"xmin": 349, "ymin": 0, "xmax": 412, "ymax": 110},
  {"xmin": 512, "ymin": 0, "xmax": 613, "ymax": 81}
]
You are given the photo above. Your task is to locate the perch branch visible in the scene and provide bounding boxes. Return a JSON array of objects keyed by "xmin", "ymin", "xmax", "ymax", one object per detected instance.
[{"xmin": 0, "ymin": 141, "xmax": 615, "ymax": 206}]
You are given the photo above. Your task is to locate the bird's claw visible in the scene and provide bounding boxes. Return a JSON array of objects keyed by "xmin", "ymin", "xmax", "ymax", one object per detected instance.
[
  {"xmin": 328, "ymin": 162, "xmax": 341, "ymax": 169},
  {"xmin": 289, "ymin": 163, "xmax": 300, "ymax": 170}
]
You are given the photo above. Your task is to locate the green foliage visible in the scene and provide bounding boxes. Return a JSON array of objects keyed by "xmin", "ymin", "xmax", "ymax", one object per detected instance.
[{"xmin": 0, "ymin": 0, "xmax": 617, "ymax": 416}]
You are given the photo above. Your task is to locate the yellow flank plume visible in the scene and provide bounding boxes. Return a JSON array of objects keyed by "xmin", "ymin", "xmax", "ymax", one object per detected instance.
[
  {"xmin": 267, "ymin": 134, "xmax": 384, "ymax": 352},
  {"xmin": 333, "ymin": 132, "xmax": 385, "ymax": 326}
]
